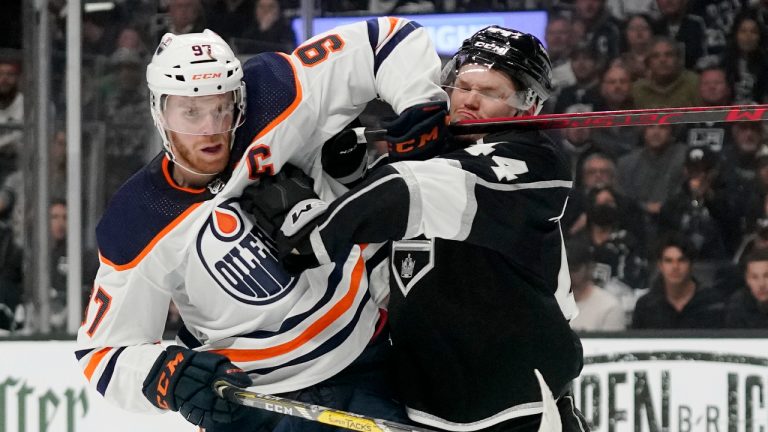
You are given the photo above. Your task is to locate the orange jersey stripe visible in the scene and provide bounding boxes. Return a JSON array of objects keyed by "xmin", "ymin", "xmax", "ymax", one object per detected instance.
[
  {"xmin": 99, "ymin": 202, "xmax": 204, "ymax": 271},
  {"xmin": 213, "ymin": 245, "xmax": 368, "ymax": 362},
  {"xmin": 386, "ymin": 17, "xmax": 400, "ymax": 39},
  {"xmin": 251, "ymin": 53, "xmax": 303, "ymax": 144},
  {"xmin": 84, "ymin": 347, "xmax": 112, "ymax": 381},
  {"xmin": 161, "ymin": 157, "xmax": 207, "ymax": 194}
]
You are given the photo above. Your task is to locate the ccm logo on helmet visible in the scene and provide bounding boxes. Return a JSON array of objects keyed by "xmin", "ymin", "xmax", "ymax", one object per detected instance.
[
  {"xmin": 473, "ymin": 41, "xmax": 509, "ymax": 56},
  {"xmin": 192, "ymin": 73, "xmax": 222, "ymax": 80}
]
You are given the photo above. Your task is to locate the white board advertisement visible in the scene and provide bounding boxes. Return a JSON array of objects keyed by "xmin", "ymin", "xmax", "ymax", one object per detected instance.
[
  {"xmin": 2, "ymin": 338, "xmax": 768, "ymax": 431},
  {"xmin": 574, "ymin": 338, "xmax": 768, "ymax": 432}
]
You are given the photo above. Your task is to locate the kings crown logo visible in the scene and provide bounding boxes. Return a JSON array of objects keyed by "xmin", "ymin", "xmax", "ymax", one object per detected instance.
[{"xmin": 400, "ymin": 254, "xmax": 415, "ymax": 279}]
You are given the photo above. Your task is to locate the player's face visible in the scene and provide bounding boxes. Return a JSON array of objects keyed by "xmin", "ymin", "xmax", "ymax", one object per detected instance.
[
  {"xmin": 449, "ymin": 66, "xmax": 521, "ymax": 122},
  {"xmin": 658, "ymin": 246, "xmax": 691, "ymax": 286},
  {"xmin": 164, "ymin": 94, "xmax": 233, "ymax": 175},
  {"xmin": 746, "ymin": 261, "xmax": 768, "ymax": 305}
]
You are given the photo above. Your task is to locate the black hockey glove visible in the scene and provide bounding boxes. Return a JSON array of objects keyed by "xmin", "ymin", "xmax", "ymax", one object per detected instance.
[
  {"xmin": 142, "ymin": 345, "xmax": 251, "ymax": 429},
  {"xmin": 321, "ymin": 127, "xmax": 369, "ymax": 186},
  {"xmin": 240, "ymin": 164, "xmax": 317, "ymax": 240},
  {"xmin": 275, "ymin": 198, "xmax": 330, "ymax": 275},
  {"xmin": 383, "ymin": 101, "xmax": 451, "ymax": 162}
]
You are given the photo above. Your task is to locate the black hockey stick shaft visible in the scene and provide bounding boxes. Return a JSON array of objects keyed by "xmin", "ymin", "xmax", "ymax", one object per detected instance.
[
  {"xmin": 214, "ymin": 381, "xmax": 436, "ymax": 432},
  {"xmin": 363, "ymin": 104, "xmax": 768, "ymax": 140}
]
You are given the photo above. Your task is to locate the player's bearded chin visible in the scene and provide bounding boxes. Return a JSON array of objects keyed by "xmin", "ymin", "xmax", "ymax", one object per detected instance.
[{"xmin": 168, "ymin": 130, "xmax": 230, "ymax": 173}]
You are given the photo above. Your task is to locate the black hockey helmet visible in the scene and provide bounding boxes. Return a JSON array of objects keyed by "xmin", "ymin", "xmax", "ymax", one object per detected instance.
[{"xmin": 442, "ymin": 26, "xmax": 553, "ymax": 114}]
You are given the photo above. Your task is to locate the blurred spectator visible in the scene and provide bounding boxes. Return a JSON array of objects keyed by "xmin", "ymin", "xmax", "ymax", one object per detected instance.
[
  {"xmin": 102, "ymin": 48, "xmax": 148, "ymax": 120},
  {"xmin": 617, "ymin": 124, "xmax": 686, "ymax": 220},
  {"xmin": 592, "ymin": 63, "xmax": 641, "ymax": 158},
  {"xmin": 558, "ymin": 111, "xmax": 601, "ymax": 176},
  {"xmin": 565, "ymin": 153, "xmax": 646, "ymax": 244},
  {"xmin": 685, "ymin": 66, "xmax": 732, "ymax": 152},
  {"xmin": 573, "ymin": 0, "xmax": 621, "ymax": 61},
  {"xmin": 563, "ymin": 152, "xmax": 616, "ymax": 236},
  {"xmin": 0, "ymin": 58, "xmax": 22, "ymax": 186},
  {"xmin": 0, "ymin": 172, "xmax": 21, "ymax": 245},
  {"xmin": 320, "ymin": 0, "xmax": 369, "ymax": 13},
  {"xmin": 721, "ymin": 121, "xmax": 765, "ymax": 212},
  {"xmin": 632, "ymin": 37, "xmax": 701, "ymax": 108},
  {"xmin": 49, "ymin": 129, "xmax": 67, "ymax": 201},
  {"xmin": 205, "ymin": 0, "xmax": 254, "ymax": 43},
  {"xmin": 0, "ymin": 0, "xmax": 22, "ymax": 49},
  {"xmin": 369, "ymin": 0, "xmax": 436, "ymax": 13},
  {"xmin": 100, "ymin": 48, "xmax": 153, "ymax": 200},
  {"xmin": 653, "ymin": 0, "xmax": 709, "ymax": 70},
  {"xmin": 552, "ymin": 44, "xmax": 602, "ymax": 114},
  {"xmin": 722, "ymin": 10, "xmax": 768, "ymax": 105},
  {"xmin": 617, "ymin": 14, "xmax": 655, "ymax": 81},
  {"xmin": 115, "ymin": 27, "xmax": 150, "ymax": 60},
  {"xmin": 757, "ymin": 0, "xmax": 768, "ymax": 29},
  {"xmin": 659, "ymin": 146, "xmax": 735, "ymax": 261},
  {"xmin": 48, "ymin": 199, "xmax": 98, "ymax": 332},
  {"xmin": 734, "ymin": 209, "xmax": 768, "ymax": 265},
  {"xmin": 546, "ymin": 15, "xmax": 576, "ymax": 91},
  {"xmin": 688, "ymin": 0, "xmax": 748, "ymax": 64},
  {"xmin": 49, "ymin": 199, "xmax": 68, "ymax": 331},
  {"xmin": 238, "ymin": 0, "xmax": 297, "ymax": 54},
  {"xmin": 158, "ymin": 0, "xmax": 206, "ymax": 37},
  {"xmin": 573, "ymin": 186, "xmax": 649, "ymax": 289},
  {"xmin": 631, "ymin": 234, "xmax": 725, "ymax": 329},
  {"xmin": 741, "ymin": 150, "xmax": 768, "ymax": 234},
  {"xmin": 605, "ymin": 0, "xmax": 657, "ymax": 21},
  {"xmin": 82, "ymin": 10, "xmax": 120, "ymax": 57},
  {"xmin": 0, "ymin": 219, "xmax": 22, "ymax": 333},
  {"xmin": 724, "ymin": 248, "xmax": 768, "ymax": 327},
  {"xmin": 566, "ymin": 238, "xmax": 626, "ymax": 331}
]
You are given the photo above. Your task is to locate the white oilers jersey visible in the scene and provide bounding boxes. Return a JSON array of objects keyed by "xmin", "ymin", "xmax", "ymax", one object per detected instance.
[{"xmin": 76, "ymin": 17, "xmax": 445, "ymax": 413}]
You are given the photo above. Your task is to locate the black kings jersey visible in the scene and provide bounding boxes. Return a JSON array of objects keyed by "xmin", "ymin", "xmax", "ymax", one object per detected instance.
[{"xmin": 306, "ymin": 130, "xmax": 583, "ymax": 431}]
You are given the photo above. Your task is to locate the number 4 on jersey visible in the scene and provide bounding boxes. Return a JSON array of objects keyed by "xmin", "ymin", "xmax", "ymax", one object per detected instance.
[{"xmin": 465, "ymin": 143, "xmax": 528, "ymax": 181}]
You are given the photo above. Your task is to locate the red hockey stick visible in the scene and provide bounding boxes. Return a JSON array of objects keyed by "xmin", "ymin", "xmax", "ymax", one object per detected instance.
[{"xmin": 363, "ymin": 104, "xmax": 768, "ymax": 140}]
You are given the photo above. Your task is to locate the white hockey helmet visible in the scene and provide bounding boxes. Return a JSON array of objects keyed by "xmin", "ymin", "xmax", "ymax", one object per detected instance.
[{"xmin": 146, "ymin": 29, "xmax": 246, "ymax": 160}]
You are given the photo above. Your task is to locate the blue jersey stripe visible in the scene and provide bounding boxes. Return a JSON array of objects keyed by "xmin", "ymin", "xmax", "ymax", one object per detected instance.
[
  {"xmin": 246, "ymin": 290, "xmax": 372, "ymax": 375},
  {"xmin": 374, "ymin": 21, "xmax": 422, "ymax": 76},
  {"xmin": 75, "ymin": 348, "xmax": 95, "ymax": 361},
  {"xmin": 238, "ymin": 245, "xmax": 353, "ymax": 339},
  {"xmin": 366, "ymin": 18, "xmax": 379, "ymax": 54},
  {"xmin": 96, "ymin": 346, "xmax": 126, "ymax": 396}
]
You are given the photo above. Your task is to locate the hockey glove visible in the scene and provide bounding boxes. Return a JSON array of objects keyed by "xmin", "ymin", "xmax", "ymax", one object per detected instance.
[
  {"xmin": 240, "ymin": 164, "xmax": 317, "ymax": 240},
  {"xmin": 275, "ymin": 198, "xmax": 330, "ymax": 275},
  {"xmin": 321, "ymin": 127, "xmax": 369, "ymax": 186},
  {"xmin": 383, "ymin": 101, "xmax": 451, "ymax": 162},
  {"xmin": 142, "ymin": 345, "xmax": 251, "ymax": 429}
]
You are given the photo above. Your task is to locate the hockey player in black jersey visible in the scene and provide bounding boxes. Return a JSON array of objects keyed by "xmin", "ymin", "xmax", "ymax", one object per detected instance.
[{"xmin": 245, "ymin": 26, "xmax": 588, "ymax": 431}]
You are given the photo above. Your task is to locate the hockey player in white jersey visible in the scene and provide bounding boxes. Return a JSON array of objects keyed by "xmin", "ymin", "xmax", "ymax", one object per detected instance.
[
  {"xmin": 246, "ymin": 26, "xmax": 590, "ymax": 431},
  {"xmin": 75, "ymin": 19, "xmax": 448, "ymax": 431}
]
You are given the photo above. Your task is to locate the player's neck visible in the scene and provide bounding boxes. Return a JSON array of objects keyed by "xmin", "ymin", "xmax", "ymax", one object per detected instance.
[{"xmin": 170, "ymin": 162, "xmax": 214, "ymax": 188}]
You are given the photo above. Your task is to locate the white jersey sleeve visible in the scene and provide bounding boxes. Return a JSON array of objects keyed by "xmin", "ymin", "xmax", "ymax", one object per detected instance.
[{"xmin": 222, "ymin": 17, "xmax": 446, "ymax": 200}]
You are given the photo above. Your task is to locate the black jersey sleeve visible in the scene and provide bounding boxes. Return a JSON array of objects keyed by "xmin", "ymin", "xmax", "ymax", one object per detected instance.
[{"xmin": 308, "ymin": 131, "xmax": 573, "ymax": 261}]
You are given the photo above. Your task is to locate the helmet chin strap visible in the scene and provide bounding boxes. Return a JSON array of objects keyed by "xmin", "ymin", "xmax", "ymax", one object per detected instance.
[{"xmin": 165, "ymin": 142, "xmax": 221, "ymax": 178}]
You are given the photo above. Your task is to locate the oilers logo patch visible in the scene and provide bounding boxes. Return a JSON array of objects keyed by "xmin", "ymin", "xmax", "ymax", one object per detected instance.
[
  {"xmin": 391, "ymin": 239, "xmax": 434, "ymax": 297},
  {"xmin": 197, "ymin": 198, "xmax": 296, "ymax": 305}
]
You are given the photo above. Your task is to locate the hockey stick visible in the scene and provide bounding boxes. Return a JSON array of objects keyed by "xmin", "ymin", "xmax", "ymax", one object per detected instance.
[
  {"xmin": 214, "ymin": 381, "xmax": 436, "ymax": 432},
  {"xmin": 363, "ymin": 104, "xmax": 768, "ymax": 140}
]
